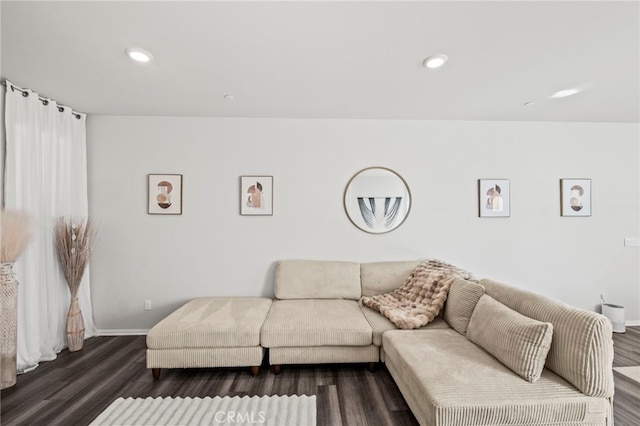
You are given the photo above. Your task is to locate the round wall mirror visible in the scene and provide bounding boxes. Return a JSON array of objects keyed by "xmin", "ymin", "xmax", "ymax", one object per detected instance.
[{"xmin": 344, "ymin": 167, "xmax": 411, "ymax": 234}]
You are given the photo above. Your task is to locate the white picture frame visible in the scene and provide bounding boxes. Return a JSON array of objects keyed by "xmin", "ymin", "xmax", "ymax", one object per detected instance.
[
  {"xmin": 148, "ymin": 174, "xmax": 183, "ymax": 215},
  {"xmin": 561, "ymin": 178, "xmax": 591, "ymax": 217},
  {"xmin": 240, "ymin": 176, "xmax": 273, "ymax": 216}
]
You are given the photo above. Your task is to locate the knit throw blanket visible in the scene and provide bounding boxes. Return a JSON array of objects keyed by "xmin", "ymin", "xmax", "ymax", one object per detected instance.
[{"xmin": 361, "ymin": 259, "xmax": 470, "ymax": 329}]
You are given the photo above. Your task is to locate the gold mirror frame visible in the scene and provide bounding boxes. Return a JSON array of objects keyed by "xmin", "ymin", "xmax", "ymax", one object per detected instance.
[{"xmin": 343, "ymin": 167, "xmax": 412, "ymax": 234}]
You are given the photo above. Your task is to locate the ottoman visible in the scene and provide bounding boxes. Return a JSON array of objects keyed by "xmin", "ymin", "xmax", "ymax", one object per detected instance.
[{"xmin": 146, "ymin": 297, "xmax": 272, "ymax": 379}]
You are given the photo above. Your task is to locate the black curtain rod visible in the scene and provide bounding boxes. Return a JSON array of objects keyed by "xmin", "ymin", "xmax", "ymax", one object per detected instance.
[{"xmin": 1, "ymin": 80, "xmax": 83, "ymax": 119}]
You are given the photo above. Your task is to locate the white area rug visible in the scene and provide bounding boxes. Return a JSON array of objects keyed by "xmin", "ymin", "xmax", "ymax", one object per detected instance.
[
  {"xmin": 90, "ymin": 395, "xmax": 316, "ymax": 426},
  {"xmin": 613, "ymin": 366, "xmax": 640, "ymax": 384}
]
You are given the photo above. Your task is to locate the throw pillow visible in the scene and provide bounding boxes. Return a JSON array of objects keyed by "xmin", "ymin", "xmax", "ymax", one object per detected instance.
[
  {"xmin": 467, "ymin": 294, "xmax": 553, "ymax": 383},
  {"xmin": 443, "ymin": 278, "xmax": 485, "ymax": 335}
]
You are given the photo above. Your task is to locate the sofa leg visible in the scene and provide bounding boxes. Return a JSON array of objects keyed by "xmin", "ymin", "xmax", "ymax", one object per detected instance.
[
  {"xmin": 152, "ymin": 368, "xmax": 161, "ymax": 380},
  {"xmin": 250, "ymin": 366, "xmax": 260, "ymax": 377},
  {"xmin": 272, "ymin": 365, "xmax": 281, "ymax": 375},
  {"xmin": 368, "ymin": 362, "xmax": 377, "ymax": 372}
]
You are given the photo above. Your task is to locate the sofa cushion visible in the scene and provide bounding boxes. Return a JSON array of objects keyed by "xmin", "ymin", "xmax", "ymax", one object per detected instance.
[
  {"xmin": 274, "ymin": 260, "xmax": 361, "ymax": 300},
  {"xmin": 260, "ymin": 299, "xmax": 372, "ymax": 347},
  {"xmin": 480, "ymin": 278, "xmax": 614, "ymax": 398},
  {"xmin": 360, "ymin": 301, "xmax": 450, "ymax": 346},
  {"xmin": 467, "ymin": 295, "xmax": 553, "ymax": 383},
  {"xmin": 383, "ymin": 329, "xmax": 609, "ymax": 426},
  {"xmin": 360, "ymin": 260, "xmax": 422, "ymax": 297},
  {"xmin": 146, "ymin": 297, "xmax": 272, "ymax": 349},
  {"xmin": 443, "ymin": 278, "xmax": 485, "ymax": 335}
]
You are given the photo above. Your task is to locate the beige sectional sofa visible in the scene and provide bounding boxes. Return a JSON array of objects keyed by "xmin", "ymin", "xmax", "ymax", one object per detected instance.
[{"xmin": 147, "ymin": 259, "xmax": 615, "ymax": 425}]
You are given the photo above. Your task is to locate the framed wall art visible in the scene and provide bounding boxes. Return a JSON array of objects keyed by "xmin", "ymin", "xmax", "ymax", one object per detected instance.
[
  {"xmin": 478, "ymin": 179, "xmax": 510, "ymax": 217},
  {"xmin": 240, "ymin": 175, "xmax": 273, "ymax": 216},
  {"xmin": 343, "ymin": 167, "xmax": 411, "ymax": 234},
  {"xmin": 560, "ymin": 178, "xmax": 591, "ymax": 217},
  {"xmin": 148, "ymin": 174, "xmax": 183, "ymax": 215}
]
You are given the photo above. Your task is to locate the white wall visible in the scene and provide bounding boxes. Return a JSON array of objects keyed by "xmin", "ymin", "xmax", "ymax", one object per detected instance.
[{"xmin": 87, "ymin": 117, "xmax": 640, "ymax": 331}]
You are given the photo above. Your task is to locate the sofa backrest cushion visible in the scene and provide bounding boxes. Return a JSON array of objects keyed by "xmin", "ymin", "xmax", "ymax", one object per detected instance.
[
  {"xmin": 275, "ymin": 260, "xmax": 361, "ymax": 300},
  {"xmin": 444, "ymin": 278, "xmax": 485, "ymax": 335},
  {"xmin": 467, "ymin": 294, "xmax": 553, "ymax": 383},
  {"xmin": 480, "ymin": 278, "xmax": 614, "ymax": 397},
  {"xmin": 360, "ymin": 260, "xmax": 423, "ymax": 297}
]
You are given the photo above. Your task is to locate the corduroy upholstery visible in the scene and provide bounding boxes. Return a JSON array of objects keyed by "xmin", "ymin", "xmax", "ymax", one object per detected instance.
[
  {"xmin": 263, "ymin": 260, "xmax": 377, "ymax": 367},
  {"xmin": 443, "ymin": 277, "xmax": 485, "ymax": 335},
  {"xmin": 269, "ymin": 345, "xmax": 379, "ymax": 365},
  {"xmin": 146, "ymin": 297, "xmax": 272, "ymax": 349},
  {"xmin": 145, "ymin": 297, "xmax": 272, "ymax": 370},
  {"xmin": 360, "ymin": 260, "xmax": 423, "ymax": 297},
  {"xmin": 467, "ymin": 295, "xmax": 553, "ymax": 382},
  {"xmin": 145, "ymin": 260, "xmax": 614, "ymax": 426},
  {"xmin": 260, "ymin": 299, "xmax": 372, "ymax": 347},
  {"xmin": 147, "ymin": 347, "xmax": 264, "ymax": 369},
  {"xmin": 383, "ymin": 329, "xmax": 609, "ymax": 426},
  {"xmin": 480, "ymin": 279, "xmax": 614, "ymax": 398},
  {"xmin": 274, "ymin": 259, "xmax": 361, "ymax": 300}
]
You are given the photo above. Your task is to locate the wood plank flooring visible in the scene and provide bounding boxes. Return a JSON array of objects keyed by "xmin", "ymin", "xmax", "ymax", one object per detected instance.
[
  {"xmin": 0, "ymin": 327, "xmax": 638, "ymax": 425},
  {"xmin": 612, "ymin": 326, "xmax": 640, "ymax": 426}
]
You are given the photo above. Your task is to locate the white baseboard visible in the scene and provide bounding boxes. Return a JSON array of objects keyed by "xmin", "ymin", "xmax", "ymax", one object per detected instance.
[
  {"xmin": 625, "ymin": 320, "xmax": 640, "ymax": 327},
  {"xmin": 96, "ymin": 329, "xmax": 149, "ymax": 336}
]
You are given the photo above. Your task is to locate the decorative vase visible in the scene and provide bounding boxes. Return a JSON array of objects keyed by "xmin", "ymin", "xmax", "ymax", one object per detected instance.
[
  {"xmin": 66, "ymin": 297, "xmax": 84, "ymax": 352},
  {"xmin": 0, "ymin": 263, "xmax": 18, "ymax": 389},
  {"xmin": 55, "ymin": 216, "xmax": 96, "ymax": 353}
]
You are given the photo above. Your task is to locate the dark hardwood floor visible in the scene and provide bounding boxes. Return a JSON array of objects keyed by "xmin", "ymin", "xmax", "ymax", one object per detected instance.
[
  {"xmin": 1, "ymin": 327, "xmax": 638, "ymax": 425},
  {"xmin": 612, "ymin": 326, "xmax": 640, "ymax": 426}
]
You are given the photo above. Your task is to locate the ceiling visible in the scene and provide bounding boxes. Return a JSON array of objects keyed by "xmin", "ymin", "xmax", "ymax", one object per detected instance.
[{"xmin": 1, "ymin": 1, "xmax": 639, "ymax": 122}]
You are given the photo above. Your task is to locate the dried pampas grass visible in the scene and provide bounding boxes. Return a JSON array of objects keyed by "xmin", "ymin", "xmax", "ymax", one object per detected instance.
[
  {"xmin": 55, "ymin": 216, "xmax": 97, "ymax": 352},
  {"xmin": 55, "ymin": 217, "xmax": 97, "ymax": 296},
  {"xmin": 0, "ymin": 210, "xmax": 32, "ymax": 263}
]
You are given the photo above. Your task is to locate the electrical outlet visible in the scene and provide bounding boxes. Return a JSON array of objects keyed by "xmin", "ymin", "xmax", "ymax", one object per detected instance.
[{"xmin": 144, "ymin": 300, "xmax": 152, "ymax": 311}]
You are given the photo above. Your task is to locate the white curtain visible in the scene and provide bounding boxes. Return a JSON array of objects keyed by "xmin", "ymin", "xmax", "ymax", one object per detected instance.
[{"xmin": 3, "ymin": 81, "xmax": 96, "ymax": 372}]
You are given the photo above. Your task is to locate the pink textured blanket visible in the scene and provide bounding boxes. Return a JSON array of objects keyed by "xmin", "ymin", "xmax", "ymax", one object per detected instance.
[{"xmin": 361, "ymin": 259, "xmax": 470, "ymax": 329}]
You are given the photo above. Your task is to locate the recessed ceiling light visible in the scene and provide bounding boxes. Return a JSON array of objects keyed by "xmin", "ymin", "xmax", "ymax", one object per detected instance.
[
  {"xmin": 422, "ymin": 54, "xmax": 448, "ymax": 69},
  {"xmin": 125, "ymin": 47, "xmax": 153, "ymax": 63},
  {"xmin": 549, "ymin": 88, "xmax": 580, "ymax": 99},
  {"xmin": 224, "ymin": 94, "xmax": 235, "ymax": 101}
]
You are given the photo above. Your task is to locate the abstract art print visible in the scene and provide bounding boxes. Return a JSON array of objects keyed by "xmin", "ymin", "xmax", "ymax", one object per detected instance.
[
  {"xmin": 343, "ymin": 167, "xmax": 411, "ymax": 234},
  {"xmin": 561, "ymin": 178, "xmax": 591, "ymax": 217},
  {"xmin": 148, "ymin": 174, "xmax": 182, "ymax": 215},
  {"xmin": 240, "ymin": 176, "xmax": 273, "ymax": 216},
  {"xmin": 478, "ymin": 179, "xmax": 510, "ymax": 217}
]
